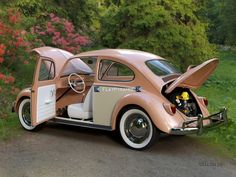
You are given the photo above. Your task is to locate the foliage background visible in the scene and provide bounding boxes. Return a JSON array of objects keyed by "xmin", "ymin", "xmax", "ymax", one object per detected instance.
[
  {"xmin": 0, "ymin": 0, "xmax": 235, "ymax": 156},
  {"xmin": 100, "ymin": 0, "xmax": 214, "ymax": 70}
]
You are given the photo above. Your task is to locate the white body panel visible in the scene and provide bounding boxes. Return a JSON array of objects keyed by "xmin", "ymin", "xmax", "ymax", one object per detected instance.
[
  {"xmin": 36, "ymin": 84, "xmax": 56, "ymax": 123},
  {"xmin": 93, "ymin": 86, "xmax": 135, "ymax": 126}
]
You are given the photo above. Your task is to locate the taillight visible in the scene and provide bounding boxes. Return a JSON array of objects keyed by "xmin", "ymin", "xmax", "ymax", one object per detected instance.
[
  {"xmin": 163, "ymin": 103, "xmax": 176, "ymax": 115},
  {"xmin": 203, "ymin": 98, "xmax": 208, "ymax": 106},
  {"xmin": 171, "ymin": 105, "xmax": 176, "ymax": 114}
]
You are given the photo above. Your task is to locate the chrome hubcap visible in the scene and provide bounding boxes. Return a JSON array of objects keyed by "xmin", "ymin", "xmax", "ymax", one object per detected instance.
[
  {"xmin": 125, "ymin": 113, "xmax": 150, "ymax": 144},
  {"xmin": 22, "ymin": 102, "xmax": 31, "ymax": 126}
]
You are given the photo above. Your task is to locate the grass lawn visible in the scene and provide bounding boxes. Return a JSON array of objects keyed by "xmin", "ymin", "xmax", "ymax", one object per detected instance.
[
  {"xmin": 0, "ymin": 49, "xmax": 235, "ymax": 156},
  {"xmin": 196, "ymin": 49, "xmax": 236, "ymax": 157},
  {"xmin": 0, "ymin": 87, "xmax": 22, "ymax": 139}
]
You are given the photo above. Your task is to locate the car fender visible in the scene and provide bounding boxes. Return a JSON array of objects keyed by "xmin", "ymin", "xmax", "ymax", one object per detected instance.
[
  {"xmin": 111, "ymin": 90, "xmax": 184, "ymax": 133},
  {"xmin": 14, "ymin": 88, "xmax": 31, "ymax": 112}
]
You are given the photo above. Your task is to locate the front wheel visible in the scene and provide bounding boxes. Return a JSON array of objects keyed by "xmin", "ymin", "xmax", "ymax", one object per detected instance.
[
  {"xmin": 18, "ymin": 98, "xmax": 38, "ymax": 131},
  {"xmin": 119, "ymin": 108, "xmax": 158, "ymax": 150}
]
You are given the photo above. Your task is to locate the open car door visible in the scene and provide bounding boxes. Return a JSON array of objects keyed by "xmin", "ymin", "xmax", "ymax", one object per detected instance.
[
  {"xmin": 31, "ymin": 57, "xmax": 56, "ymax": 126},
  {"xmin": 165, "ymin": 58, "xmax": 219, "ymax": 94}
]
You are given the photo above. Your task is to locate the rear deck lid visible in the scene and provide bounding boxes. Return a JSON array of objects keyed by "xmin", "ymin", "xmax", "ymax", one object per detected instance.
[{"xmin": 165, "ymin": 59, "xmax": 219, "ymax": 94}]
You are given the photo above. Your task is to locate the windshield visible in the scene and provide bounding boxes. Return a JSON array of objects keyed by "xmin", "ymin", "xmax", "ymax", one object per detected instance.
[
  {"xmin": 61, "ymin": 58, "xmax": 93, "ymax": 76},
  {"xmin": 146, "ymin": 59, "xmax": 180, "ymax": 76}
]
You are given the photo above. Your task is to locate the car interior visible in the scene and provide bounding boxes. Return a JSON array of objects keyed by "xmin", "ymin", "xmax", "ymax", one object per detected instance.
[
  {"xmin": 40, "ymin": 56, "xmax": 135, "ymax": 122},
  {"xmin": 56, "ymin": 57, "xmax": 96, "ymax": 121}
]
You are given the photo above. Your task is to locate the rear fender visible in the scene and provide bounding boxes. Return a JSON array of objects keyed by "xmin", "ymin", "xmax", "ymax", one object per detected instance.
[{"xmin": 111, "ymin": 91, "xmax": 184, "ymax": 133}]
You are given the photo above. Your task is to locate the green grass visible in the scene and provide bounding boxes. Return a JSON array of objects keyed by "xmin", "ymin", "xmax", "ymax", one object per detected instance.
[
  {"xmin": 0, "ymin": 113, "xmax": 23, "ymax": 140},
  {"xmin": 0, "ymin": 89, "xmax": 21, "ymax": 140},
  {"xmin": 196, "ymin": 49, "xmax": 236, "ymax": 157}
]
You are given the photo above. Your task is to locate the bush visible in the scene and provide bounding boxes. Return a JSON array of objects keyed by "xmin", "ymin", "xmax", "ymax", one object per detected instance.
[
  {"xmin": 16, "ymin": 0, "xmax": 44, "ymax": 17},
  {"xmin": 0, "ymin": 9, "xmax": 25, "ymax": 83},
  {"xmin": 32, "ymin": 13, "xmax": 90, "ymax": 53},
  {"xmin": 0, "ymin": 8, "xmax": 40, "ymax": 94},
  {"xmin": 100, "ymin": 0, "xmax": 215, "ymax": 71}
]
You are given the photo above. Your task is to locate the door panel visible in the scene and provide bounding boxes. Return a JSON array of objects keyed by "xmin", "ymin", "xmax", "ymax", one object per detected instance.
[
  {"xmin": 31, "ymin": 58, "xmax": 56, "ymax": 126},
  {"xmin": 94, "ymin": 59, "xmax": 136, "ymax": 126},
  {"xmin": 36, "ymin": 84, "xmax": 56, "ymax": 123},
  {"xmin": 93, "ymin": 85, "xmax": 135, "ymax": 126}
]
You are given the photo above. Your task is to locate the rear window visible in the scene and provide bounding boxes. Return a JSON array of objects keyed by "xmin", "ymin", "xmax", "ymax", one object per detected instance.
[{"xmin": 146, "ymin": 59, "xmax": 180, "ymax": 76}]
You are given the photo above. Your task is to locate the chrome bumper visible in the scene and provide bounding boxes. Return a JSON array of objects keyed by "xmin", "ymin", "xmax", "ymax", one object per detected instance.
[{"xmin": 170, "ymin": 108, "xmax": 228, "ymax": 135}]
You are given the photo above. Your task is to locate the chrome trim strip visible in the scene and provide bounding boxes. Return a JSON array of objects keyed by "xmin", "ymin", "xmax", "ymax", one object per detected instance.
[
  {"xmin": 52, "ymin": 117, "xmax": 112, "ymax": 131},
  {"xmin": 170, "ymin": 127, "xmax": 198, "ymax": 135}
]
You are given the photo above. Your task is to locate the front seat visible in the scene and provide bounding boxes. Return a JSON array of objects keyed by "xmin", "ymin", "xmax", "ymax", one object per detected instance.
[{"xmin": 67, "ymin": 87, "xmax": 93, "ymax": 119}]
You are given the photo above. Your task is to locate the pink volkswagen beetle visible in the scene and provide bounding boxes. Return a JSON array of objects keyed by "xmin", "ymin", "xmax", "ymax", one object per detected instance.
[{"xmin": 13, "ymin": 47, "xmax": 227, "ymax": 150}]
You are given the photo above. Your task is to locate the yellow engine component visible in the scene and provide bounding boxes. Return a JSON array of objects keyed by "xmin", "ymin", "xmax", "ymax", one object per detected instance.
[
  {"xmin": 176, "ymin": 91, "xmax": 190, "ymax": 101},
  {"xmin": 181, "ymin": 92, "xmax": 189, "ymax": 101}
]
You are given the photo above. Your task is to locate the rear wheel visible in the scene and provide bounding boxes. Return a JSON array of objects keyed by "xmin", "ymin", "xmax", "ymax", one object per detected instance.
[
  {"xmin": 119, "ymin": 108, "xmax": 158, "ymax": 150},
  {"xmin": 18, "ymin": 98, "xmax": 39, "ymax": 131}
]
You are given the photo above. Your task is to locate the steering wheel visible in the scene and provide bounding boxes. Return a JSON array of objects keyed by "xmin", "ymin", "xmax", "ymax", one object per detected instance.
[{"xmin": 68, "ymin": 73, "xmax": 86, "ymax": 93}]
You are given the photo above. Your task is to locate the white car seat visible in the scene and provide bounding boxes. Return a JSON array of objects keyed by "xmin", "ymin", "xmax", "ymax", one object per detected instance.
[{"xmin": 67, "ymin": 87, "xmax": 93, "ymax": 119}]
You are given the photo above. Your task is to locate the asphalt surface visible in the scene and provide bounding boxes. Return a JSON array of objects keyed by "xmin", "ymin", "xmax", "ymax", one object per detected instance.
[{"xmin": 0, "ymin": 123, "xmax": 235, "ymax": 177}]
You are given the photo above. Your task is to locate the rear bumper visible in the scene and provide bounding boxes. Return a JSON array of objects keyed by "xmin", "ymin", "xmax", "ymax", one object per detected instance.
[{"xmin": 170, "ymin": 108, "xmax": 228, "ymax": 135}]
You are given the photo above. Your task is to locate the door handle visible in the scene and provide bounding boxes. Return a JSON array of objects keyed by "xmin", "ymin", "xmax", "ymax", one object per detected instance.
[
  {"xmin": 45, "ymin": 100, "xmax": 53, "ymax": 104},
  {"xmin": 50, "ymin": 89, "xmax": 56, "ymax": 97}
]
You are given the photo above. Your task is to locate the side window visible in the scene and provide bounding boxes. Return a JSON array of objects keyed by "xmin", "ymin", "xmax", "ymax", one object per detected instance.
[
  {"xmin": 80, "ymin": 57, "xmax": 97, "ymax": 73},
  {"xmin": 99, "ymin": 60, "xmax": 113, "ymax": 79},
  {"xmin": 108, "ymin": 63, "xmax": 134, "ymax": 76},
  {"xmin": 99, "ymin": 60, "xmax": 134, "ymax": 81},
  {"xmin": 38, "ymin": 59, "xmax": 55, "ymax": 81}
]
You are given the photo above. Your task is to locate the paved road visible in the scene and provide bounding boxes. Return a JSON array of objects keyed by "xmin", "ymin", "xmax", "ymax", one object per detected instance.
[{"xmin": 0, "ymin": 123, "xmax": 235, "ymax": 177}]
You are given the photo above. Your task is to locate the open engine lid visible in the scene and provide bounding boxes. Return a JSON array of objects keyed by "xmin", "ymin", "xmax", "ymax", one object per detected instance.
[{"xmin": 165, "ymin": 58, "xmax": 219, "ymax": 94}]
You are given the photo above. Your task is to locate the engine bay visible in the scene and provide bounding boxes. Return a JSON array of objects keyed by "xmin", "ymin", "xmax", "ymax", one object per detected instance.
[{"xmin": 163, "ymin": 87, "xmax": 202, "ymax": 117}]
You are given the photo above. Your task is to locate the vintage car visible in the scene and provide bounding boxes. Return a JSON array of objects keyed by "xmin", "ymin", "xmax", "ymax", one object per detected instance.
[{"xmin": 13, "ymin": 46, "xmax": 227, "ymax": 150}]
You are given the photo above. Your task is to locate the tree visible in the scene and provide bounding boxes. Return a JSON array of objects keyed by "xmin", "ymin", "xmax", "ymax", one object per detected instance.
[
  {"xmin": 200, "ymin": 0, "xmax": 226, "ymax": 44},
  {"xmin": 202, "ymin": 0, "xmax": 236, "ymax": 45},
  {"xmin": 52, "ymin": 0, "xmax": 99, "ymax": 32},
  {"xmin": 222, "ymin": 0, "xmax": 236, "ymax": 45},
  {"xmin": 100, "ymin": 0, "xmax": 214, "ymax": 70},
  {"xmin": 15, "ymin": 0, "xmax": 99, "ymax": 34},
  {"xmin": 98, "ymin": 0, "xmax": 123, "ymax": 7}
]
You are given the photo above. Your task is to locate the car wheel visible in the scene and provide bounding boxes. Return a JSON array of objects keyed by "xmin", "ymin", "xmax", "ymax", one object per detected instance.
[
  {"xmin": 18, "ymin": 98, "xmax": 37, "ymax": 131},
  {"xmin": 119, "ymin": 108, "xmax": 158, "ymax": 150}
]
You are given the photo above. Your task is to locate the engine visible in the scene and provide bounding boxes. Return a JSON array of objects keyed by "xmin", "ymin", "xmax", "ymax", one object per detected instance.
[
  {"xmin": 163, "ymin": 87, "xmax": 201, "ymax": 117},
  {"xmin": 174, "ymin": 91, "xmax": 198, "ymax": 116}
]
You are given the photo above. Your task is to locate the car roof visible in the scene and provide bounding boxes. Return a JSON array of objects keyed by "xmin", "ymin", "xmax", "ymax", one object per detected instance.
[
  {"xmin": 33, "ymin": 46, "xmax": 73, "ymax": 61},
  {"xmin": 75, "ymin": 49, "xmax": 165, "ymax": 66},
  {"xmin": 33, "ymin": 47, "xmax": 166, "ymax": 76}
]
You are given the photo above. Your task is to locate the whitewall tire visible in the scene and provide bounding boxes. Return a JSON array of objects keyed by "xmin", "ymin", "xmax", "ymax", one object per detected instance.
[
  {"xmin": 119, "ymin": 108, "xmax": 158, "ymax": 150},
  {"xmin": 18, "ymin": 98, "xmax": 36, "ymax": 131}
]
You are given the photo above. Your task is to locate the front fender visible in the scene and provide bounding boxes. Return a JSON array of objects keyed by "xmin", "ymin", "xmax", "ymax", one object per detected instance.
[{"xmin": 111, "ymin": 90, "xmax": 184, "ymax": 133}]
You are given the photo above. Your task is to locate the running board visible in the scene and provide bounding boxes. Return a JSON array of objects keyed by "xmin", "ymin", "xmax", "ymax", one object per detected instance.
[{"xmin": 52, "ymin": 117, "xmax": 113, "ymax": 131}]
